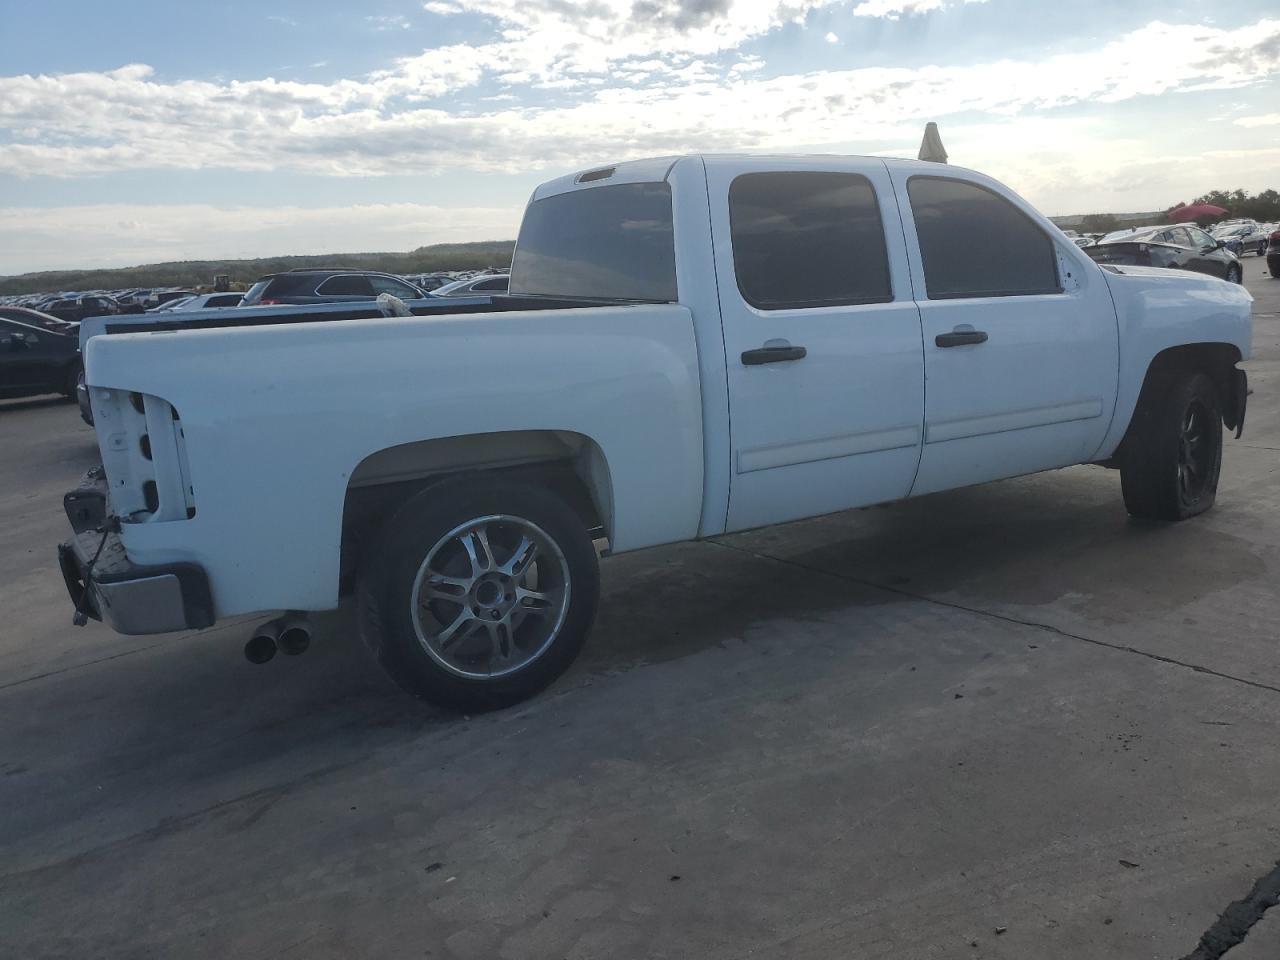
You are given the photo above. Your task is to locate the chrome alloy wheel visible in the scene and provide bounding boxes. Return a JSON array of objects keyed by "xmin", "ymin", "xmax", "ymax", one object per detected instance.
[{"xmin": 410, "ymin": 515, "xmax": 571, "ymax": 679}]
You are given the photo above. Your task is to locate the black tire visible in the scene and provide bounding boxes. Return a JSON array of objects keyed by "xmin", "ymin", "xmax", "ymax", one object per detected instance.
[
  {"xmin": 61, "ymin": 364, "xmax": 81, "ymax": 400},
  {"xmin": 1226, "ymin": 264, "xmax": 1242, "ymax": 284},
  {"xmin": 1119, "ymin": 370, "xmax": 1222, "ymax": 521},
  {"xmin": 357, "ymin": 476, "xmax": 599, "ymax": 712}
]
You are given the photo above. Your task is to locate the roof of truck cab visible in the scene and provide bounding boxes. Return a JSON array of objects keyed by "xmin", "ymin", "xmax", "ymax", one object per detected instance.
[{"xmin": 533, "ymin": 154, "xmax": 986, "ymax": 201}]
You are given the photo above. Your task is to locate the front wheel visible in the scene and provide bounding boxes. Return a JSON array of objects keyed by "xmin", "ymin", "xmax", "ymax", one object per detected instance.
[
  {"xmin": 357, "ymin": 476, "xmax": 600, "ymax": 712},
  {"xmin": 1120, "ymin": 371, "xmax": 1223, "ymax": 521},
  {"xmin": 1226, "ymin": 264, "xmax": 1242, "ymax": 284}
]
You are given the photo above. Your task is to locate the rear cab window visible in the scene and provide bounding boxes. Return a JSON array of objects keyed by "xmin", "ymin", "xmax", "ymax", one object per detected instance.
[
  {"xmin": 509, "ymin": 182, "xmax": 676, "ymax": 302},
  {"xmin": 317, "ymin": 275, "xmax": 376, "ymax": 297},
  {"xmin": 907, "ymin": 176, "xmax": 1061, "ymax": 299},
  {"xmin": 728, "ymin": 171, "xmax": 892, "ymax": 310},
  {"xmin": 244, "ymin": 274, "xmax": 319, "ymax": 303}
]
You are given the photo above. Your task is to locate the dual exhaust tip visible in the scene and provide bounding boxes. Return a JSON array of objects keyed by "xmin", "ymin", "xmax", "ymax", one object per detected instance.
[{"xmin": 245, "ymin": 613, "xmax": 310, "ymax": 664}]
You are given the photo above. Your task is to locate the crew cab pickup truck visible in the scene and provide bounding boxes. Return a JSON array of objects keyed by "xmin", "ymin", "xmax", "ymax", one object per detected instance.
[{"xmin": 59, "ymin": 155, "xmax": 1252, "ymax": 712}]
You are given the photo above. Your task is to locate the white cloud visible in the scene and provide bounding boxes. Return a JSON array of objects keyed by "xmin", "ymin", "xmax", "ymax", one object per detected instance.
[
  {"xmin": 1235, "ymin": 112, "xmax": 1280, "ymax": 127},
  {"xmin": 265, "ymin": 14, "xmax": 298, "ymax": 27},
  {"xmin": 365, "ymin": 14, "xmax": 412, "ymax": 31},
  {"xmin": 1, "ymin": 17, "xmax": 1276, "ymax": 182},
  {"xmin": 0, "ymin": 203, "xmax": 522, "ymax": 274},
  {"xmin": 4, "ymin": 15, "xmax": 1280, "ymax": 270},
  {"xmin": 853, "ymin": 0, "xmax": 986, "ymax": 20},
  {"xmin": 824, "ymin": 31, "xmax": 839, "ymax": 43}
]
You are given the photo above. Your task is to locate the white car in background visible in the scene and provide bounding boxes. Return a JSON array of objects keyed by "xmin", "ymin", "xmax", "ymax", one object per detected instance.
[
  {"xmin": 430, "ymin": 274, "xmax": 510, "ymax": 297},
  {"xmin": 150, "ymin": 292, "xmax": 245, "ymax": 312}
]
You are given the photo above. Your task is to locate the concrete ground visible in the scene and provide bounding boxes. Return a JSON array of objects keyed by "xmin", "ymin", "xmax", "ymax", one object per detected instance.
[{"xmin": 2, "ymin": 258, "xmax": 1279, "ymax": 960}]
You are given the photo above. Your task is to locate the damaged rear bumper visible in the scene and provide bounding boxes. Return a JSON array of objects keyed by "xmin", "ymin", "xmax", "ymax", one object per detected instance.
[{"xmin": 57, "ymin": 470, "xmax": 214, "ymax": 635}]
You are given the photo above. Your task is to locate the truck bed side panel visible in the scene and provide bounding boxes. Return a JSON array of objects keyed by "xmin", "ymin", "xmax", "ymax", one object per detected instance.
[{"xmin": 83, "ymin": 305, "xmax": 703, "ymax": 616}]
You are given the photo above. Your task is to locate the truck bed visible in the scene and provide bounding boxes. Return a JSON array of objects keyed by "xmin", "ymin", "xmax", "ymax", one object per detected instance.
[{"xmin": 78, "ymin": 294, "xmax": 619, "ymax": 347}]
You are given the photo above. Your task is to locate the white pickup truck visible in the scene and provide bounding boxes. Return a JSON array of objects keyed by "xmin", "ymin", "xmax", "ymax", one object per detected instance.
[{"xmin": 59, "ymin": 154, "xmax": 1252, "ymax": 711}]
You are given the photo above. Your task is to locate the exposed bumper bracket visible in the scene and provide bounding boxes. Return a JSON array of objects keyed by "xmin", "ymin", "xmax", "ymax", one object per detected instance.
[{"xmin": 58, "ymin": 529, "xmax": 214, "ymax": 635}]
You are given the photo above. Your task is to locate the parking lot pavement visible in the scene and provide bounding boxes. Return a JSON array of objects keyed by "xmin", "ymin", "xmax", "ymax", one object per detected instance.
[{"xmin": 2, "ymin": 263, "xmax": 1279, "ymax": 959}]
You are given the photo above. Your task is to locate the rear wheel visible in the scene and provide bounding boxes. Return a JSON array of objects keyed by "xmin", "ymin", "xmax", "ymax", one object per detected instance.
[
  {"xmin": 1120, "ymin": 370, "xmax": 1222, "ymax": 521},
  {"xmin": 357, "ymin": 476, "xmax": 599, "ymax": 712}
]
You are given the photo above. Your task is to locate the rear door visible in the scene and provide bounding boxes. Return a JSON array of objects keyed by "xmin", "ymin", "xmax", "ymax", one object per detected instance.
[
  {"xmin": 706, "ymin": 158, "xmax": 926, "ymax": 532},
  {"xmin": 889, "ymin": 168, "xmax": 1119, "ymax": 495}
]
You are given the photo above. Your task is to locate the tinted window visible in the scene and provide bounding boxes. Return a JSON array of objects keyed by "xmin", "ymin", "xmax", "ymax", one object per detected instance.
[
  {"xmin": 1187, "ymin": 228, "xmax": 1213, "ymax": 248},
  {"xmin": 317, "ymin": 275, "xmax": 375, "ymax": 296},
  {"xmin": 510, "ymin": 182, "xmax": 676, "ymax": 301},
  {"xmin": 908, "ymin": 177, "xmax": 1060, "ymax": 299},
  {"xmin": 729, "ymin": 172, "xmax": 891, "ymax": 310},
  {"xmin": 472, "ymin": 277, "xmax": 509, "ymax": 292},
  {"xmin": 369, "ymin": 276, "xmax": 420, "ymax": 298},
  {"xmin": 206, "ymin": 294, "xmax": 242, "ymax": 307}
]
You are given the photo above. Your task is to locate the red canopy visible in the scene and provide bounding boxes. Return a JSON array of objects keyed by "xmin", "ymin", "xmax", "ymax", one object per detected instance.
[{"xmin": 1169, "ymin": 203, "xmax": 1227, "ymax": 223}]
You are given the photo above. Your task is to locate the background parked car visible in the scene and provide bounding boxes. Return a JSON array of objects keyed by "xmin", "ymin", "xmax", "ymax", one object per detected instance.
[
  {"xmin": 163, "ymin": 291, "xmax": 243, "ymax": 309},
  {"xmin": 1085, "ymin": 224, "xmax": 1242, "ymax": 283},
  {"xmin": 1267, "ymin": 227, "xmax": 1280, "ymax": 278},
  {"xmin": 403, "ymin": 273, "xmax": 453, "ymax": 292},
  {"xmin": 430, "ymin": 274, "xmax": 510, "ymax": 297},
  {"xmin": 147, "ymin": 292, "xmax": 244, "ymax": 312},
  {"xmin": 0, "ymin": 309, "xmax": 81, "ymax": 400},
  {"xmin": 44, "ymin": 295, "xmax": 124, "ymax": 323},
  {"xmin": 1212, "ymin": 222, "xmax": 1270, "ymax": 257},
  {"xmin": 240, "ymin": 270, "xmax": 427, "ymax": 306},
  {"xmin": 145, "ymin": 289, "xmax": 199, "ymax": 309},
  {"xmin": 0, "ymin": 307, "xmax": 77, "ymax": 335}
]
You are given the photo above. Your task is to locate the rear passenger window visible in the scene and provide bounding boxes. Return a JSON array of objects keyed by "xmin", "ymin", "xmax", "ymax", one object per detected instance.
[
  {"xmin": 729, "ymin": 172, "xmax": 892, "ymax": 310},
  {"xmin": 908, "ymin": 177, "xmax": 1060, "ymax": 299},
  {"xmin": 317, "ymin": 275, "xmax": 375, "ymax": 296},
  {"xmin": 369, "ymin": 276, "xmax": 420, "ymax": 298}
]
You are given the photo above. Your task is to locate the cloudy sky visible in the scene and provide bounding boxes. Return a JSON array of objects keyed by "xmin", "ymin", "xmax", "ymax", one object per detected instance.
[{"xmin": 1, "ymin": 0, "xmax": 1278, "ymax": 274}]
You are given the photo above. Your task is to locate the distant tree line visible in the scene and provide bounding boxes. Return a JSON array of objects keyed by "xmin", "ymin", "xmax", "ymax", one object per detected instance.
[
  {"xmin": 0, "ymin": 240, "xmax": 516, "ymax": 296},
  {"xmin": 1186, "ymin": 188, "xmax": 1280, "ymax": 222},
  {"xmin": 1067, "ymin": 187, "xmax": 1279, "ymax": 237}
]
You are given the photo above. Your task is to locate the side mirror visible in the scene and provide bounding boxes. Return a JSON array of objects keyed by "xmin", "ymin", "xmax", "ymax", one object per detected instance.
[{"xmin": 1216, "ymin": 239, "xmax": 1226, "ymax": 249}]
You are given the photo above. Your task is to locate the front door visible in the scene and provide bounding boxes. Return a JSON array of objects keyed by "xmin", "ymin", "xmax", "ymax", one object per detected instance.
[
  {"xmin": 887, "ymin": 169, "xmax": 1120, "ymax": 495},
  {"xmin": 705, "ymin": 158, "xmax": 926, "ymax": 533}
]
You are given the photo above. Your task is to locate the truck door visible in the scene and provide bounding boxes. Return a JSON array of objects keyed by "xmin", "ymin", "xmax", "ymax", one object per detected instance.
[
  {"xmin": 887, "ymin": 169, "xmax": 1120, "ymax": 495},
  {"xmin": 706, "ymin": 158, "xmax": 926, "ymax": 532}
]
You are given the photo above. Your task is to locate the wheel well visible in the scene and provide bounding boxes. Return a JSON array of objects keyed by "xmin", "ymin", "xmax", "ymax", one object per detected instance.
[
  {"xmin": 1146, "ymin": 343, "xmax": 1242, "ymax": 425},
  {"xmin": 1109, "ymin": 343, "xmax": 1244, "ymax": 465},
  {"xmin": 338, "ymin": 431, "xmax": 612, "ymax": 593}
]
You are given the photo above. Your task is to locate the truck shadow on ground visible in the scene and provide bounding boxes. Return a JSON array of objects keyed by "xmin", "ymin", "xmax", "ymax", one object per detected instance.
[{"xmin": 4, "ymin": 464, "xmax": 1264, "ymax": 839}]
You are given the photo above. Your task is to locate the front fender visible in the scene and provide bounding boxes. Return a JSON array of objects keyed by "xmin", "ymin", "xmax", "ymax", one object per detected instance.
[{"xmin": 1095, "ymin": 266, "xmax": 1251, "ymax": 457}]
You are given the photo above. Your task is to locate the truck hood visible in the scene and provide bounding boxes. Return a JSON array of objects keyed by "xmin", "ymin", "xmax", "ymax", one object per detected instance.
[{"xmin": 1099, "ymin": 263, "xmax": 1253, "ymax": 301}]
